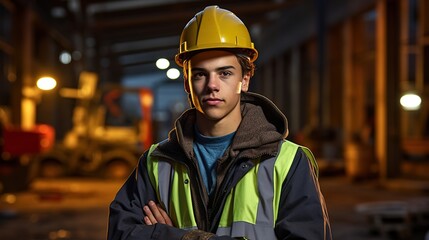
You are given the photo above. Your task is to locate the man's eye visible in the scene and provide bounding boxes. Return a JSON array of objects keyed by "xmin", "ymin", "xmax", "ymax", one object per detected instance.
[
  {"xmin": 192, "ymin": 72, "xmax": 206, "ymax": 80},
  {"xmin": 220, "ymin": 71, "xmax": 232, "ymax": 77}
]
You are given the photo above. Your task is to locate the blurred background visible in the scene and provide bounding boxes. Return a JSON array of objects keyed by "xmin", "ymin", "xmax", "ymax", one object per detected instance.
[{"xmin": 0, "ymin": 0, "xmax": 428, "ymax": 239}]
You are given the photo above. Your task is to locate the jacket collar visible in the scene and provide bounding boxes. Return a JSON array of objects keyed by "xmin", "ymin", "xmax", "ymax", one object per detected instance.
[{"xmin": 158, "ymin": 92, "xmax": 289, "ymax": 161}]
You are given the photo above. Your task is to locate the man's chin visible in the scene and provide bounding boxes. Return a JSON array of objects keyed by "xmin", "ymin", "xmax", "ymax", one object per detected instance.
[{"xmin": 200, "ymin": 110, "xmax": 224, "ymax": 122}]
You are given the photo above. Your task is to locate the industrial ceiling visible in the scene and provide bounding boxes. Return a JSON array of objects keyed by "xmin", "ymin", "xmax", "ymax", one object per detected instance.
[{"xmin": 31, "ymin": 0, "xmax": 299, "ymax": 82}]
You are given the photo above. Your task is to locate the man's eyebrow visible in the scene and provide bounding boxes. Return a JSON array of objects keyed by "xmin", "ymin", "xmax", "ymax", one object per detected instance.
[
  {"xmin": 191, "ymin": 67, "xmax": 206, "ymax": 72},
  {"xmin": 191, "ymin": 66, "xmax": 236, "ymax": 72},
  {"xmin": 216, "ymin": 66, "xmax": 236, "ymax": 71}
]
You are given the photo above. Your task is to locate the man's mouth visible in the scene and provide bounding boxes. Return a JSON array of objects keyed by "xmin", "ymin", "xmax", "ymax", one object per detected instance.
[{"xmin": 203, "ymin": 98, "xmax": 223, "ymax": 106}]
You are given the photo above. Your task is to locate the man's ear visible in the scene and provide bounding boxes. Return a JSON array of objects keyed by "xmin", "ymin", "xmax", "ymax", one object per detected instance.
[{"xmin": 241, "ymin": 72, "xmax": 251, "ymax": 92}]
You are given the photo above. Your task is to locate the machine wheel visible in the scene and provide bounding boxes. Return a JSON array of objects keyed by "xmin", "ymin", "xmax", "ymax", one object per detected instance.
[
  {"xmin": 40, "ymin": 158, "xmax": 67, "ymax": 178},
  {"xmin": 103, "ymin": 159, "xmax": 133, "ymax": 180},
  {"xmin": 101, "ymin": 149, "xmax": 137, "ymax": 180},
  {"xmin": 32, "ymin": 158, "xmax": 67, "ymax": 179}
]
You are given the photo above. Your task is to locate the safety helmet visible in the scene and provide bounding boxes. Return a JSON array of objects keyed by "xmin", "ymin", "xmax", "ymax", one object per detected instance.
[{"xmin": 175, "ymin": 5, "xmax": 258, "ymax": 67}]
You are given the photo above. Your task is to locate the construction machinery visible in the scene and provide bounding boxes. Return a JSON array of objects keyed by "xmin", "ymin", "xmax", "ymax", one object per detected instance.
[{"xmin": 31, "ymin": 72, "xmax": 154, "ymax": 179}]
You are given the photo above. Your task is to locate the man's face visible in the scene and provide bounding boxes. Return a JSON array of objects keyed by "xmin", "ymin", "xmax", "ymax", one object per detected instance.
[{"xmin": 185, "ymin": 50, "xmax": 250, "ymax": 123}]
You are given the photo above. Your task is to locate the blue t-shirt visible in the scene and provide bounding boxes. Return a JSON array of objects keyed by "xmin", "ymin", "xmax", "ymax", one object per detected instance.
[{"xmin": 193, "ymin": 128, "xmax": 235, "ymax": 197}]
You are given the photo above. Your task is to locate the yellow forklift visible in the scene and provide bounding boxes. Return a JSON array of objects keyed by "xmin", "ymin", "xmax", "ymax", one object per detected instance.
[{"xmin": 31, "ymin": 72, "xmax": 154, "ymax": 180}]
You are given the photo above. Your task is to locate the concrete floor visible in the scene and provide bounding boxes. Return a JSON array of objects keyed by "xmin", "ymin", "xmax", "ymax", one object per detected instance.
[{"xmin": 0, "ymin": 175, "xmax": 428, "ymax": 240}]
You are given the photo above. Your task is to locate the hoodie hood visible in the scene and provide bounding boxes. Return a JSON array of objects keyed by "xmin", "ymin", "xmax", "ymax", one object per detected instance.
[
  {"xmin": 228, "ymin": 91, "xmax": 288, "ymax": 159},
  {"xmin": 239, "ymin": 91, "xmax": 289, "ymax": 138},
  {"xmin": 159, "ymin": 91, "xmax": 289, "ymax": 161}
]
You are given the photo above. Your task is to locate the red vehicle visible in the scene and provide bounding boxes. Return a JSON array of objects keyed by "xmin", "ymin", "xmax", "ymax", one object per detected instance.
[{"xmin": 0, "ymin": 109, "xmax": 55, "ymax": 192}]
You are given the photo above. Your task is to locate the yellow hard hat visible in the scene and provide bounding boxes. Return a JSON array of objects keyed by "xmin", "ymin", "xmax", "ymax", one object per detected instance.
[{"xmin": 175, "ymin": 5, "xmax": 258, "ymax": 67}]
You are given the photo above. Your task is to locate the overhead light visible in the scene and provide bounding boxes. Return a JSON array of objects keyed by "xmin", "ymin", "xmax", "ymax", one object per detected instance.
[
  {"xmin": 156, "ymin": 58, "xmax": 170, "ymax": 70},
  {"xmin": 166, "ymin": 68, "xmax": 180, "ymax": 80},
  {"xmin": 400, "ymin": 92, "xmax": 422, "ymax": 110},
  {"xmin": 36, "ymin": 77, "xmax": 57, "ymax": 91},
  {"xmin": 59, "ymin": 51, "xmax": 72, "ymax": 64}
]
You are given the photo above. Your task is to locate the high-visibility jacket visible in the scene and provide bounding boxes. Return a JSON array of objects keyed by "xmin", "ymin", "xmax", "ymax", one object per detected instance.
[
  {"xmin": 107, "ymin": 92, "xmax": 332, "ymax": 240},
  {"xmin": 146, "ymin": 140, "xmax": 318, "ymax": 239}
]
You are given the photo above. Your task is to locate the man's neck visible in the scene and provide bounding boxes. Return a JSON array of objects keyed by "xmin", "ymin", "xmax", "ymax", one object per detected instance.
[{"xmin": 195, "ymin": 112, "xmax": 241, "ymax": 137}]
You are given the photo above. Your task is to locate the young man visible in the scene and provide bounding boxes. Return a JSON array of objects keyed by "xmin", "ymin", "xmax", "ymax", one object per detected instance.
[{"xmin": 108, "ymin": 5, "xmax": 332, "ymax": 240}]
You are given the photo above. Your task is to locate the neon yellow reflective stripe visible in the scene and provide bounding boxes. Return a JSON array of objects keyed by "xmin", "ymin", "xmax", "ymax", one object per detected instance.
[
  {"xmin": 169, "ymin": 162, "xmax": 196, "ymax": 229},
  {"xmin": 146, "ymin": 144, "xmax": 160, "ymax": 201},
  {"xmin": 273, "ymin": 140, "xmax": 298, "ymax": 223},
  {"xmin": 219, "ymin": 162, "xmax": 260, "ymax": 227},
  {"xmin": 301, "ymin": 147, "xmax": 319, "ymax": 177}
]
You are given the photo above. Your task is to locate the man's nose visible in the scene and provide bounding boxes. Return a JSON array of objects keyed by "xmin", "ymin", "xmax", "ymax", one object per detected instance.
[{"xmin": 206, "ymin": 73, "xmax": 220, "ymax": 90}]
